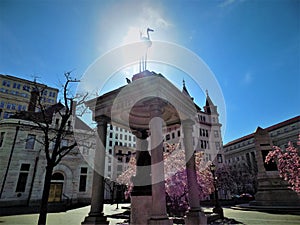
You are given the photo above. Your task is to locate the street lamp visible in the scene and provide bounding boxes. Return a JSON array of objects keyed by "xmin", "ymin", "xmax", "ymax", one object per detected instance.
[{"xmin": 210, "ymin": 163, "xmax": 224, "ymax": 219}]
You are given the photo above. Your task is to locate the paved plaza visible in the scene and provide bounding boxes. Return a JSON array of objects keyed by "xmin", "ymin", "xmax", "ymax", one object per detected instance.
[{"xmin": 0, "ymin": 204, "xmax": 300, "ymax": 225}]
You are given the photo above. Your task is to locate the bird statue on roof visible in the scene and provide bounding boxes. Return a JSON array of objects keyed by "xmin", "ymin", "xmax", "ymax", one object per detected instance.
[{"xmin": 139, "ymin": 28, "xmax": 154, "ymax": 72}]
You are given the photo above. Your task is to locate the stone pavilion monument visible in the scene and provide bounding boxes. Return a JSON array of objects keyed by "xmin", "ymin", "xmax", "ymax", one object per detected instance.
[
  {"xmin": 81, "ymin": 28, "xmax": 208, "ymax": 225},
  {"xmin": 81, "ymin": 70, "xmax": 208, "ymax": 225}
]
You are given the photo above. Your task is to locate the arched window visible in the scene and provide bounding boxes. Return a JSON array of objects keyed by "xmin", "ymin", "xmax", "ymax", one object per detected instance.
[{"xmin": 51, "ymin": 172, "xmax": 64, "ymax": 181}]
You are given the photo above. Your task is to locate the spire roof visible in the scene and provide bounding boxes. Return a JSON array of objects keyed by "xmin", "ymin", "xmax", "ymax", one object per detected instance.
[{"xmin": 182, "ymin": 79, "xmax": 194, "ymax": 100}]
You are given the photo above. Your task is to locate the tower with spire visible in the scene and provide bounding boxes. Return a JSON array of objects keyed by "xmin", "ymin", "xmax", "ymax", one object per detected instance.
[{"xmin": 179, "ymin": 81, "xmax": 224, "ymax": 165}]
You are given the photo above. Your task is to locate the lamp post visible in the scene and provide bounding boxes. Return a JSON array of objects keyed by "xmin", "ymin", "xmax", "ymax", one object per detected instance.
[{"xmin": 210, "ymin": 163, "xmax": 224, "ymax": 219}]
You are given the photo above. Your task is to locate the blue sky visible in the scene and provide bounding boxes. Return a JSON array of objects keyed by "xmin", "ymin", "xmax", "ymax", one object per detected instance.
[{"xmin": 0, "ymin": 0, "xmax": 299, "ymax": 144}]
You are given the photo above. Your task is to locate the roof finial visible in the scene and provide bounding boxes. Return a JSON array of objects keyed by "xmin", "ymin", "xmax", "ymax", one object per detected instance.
[
  {"xmin": 183, "ymin": 79, "xmax": 186, "ymax": 87},
  {"xmin": 206, "ymin": 89, "xmax": 209, "ymax": 96}
]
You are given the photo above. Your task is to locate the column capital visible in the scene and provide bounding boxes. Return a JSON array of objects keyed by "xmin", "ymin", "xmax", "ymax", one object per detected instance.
[
  {"xmin": 132, "ymin": 129, "xmax": 148, "ymax": 139},
  {"xmin": 181, "ymin": 119, "xmax": 195, "ymax": 127},
  {"xmin": 96, "ymin": 115, "xmax": 110, "ymax": 126}
]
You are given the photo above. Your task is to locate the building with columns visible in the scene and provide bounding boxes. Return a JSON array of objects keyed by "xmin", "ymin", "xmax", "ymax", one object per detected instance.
[{"xmin": 83, "ymin": 70, "xmax": 224, "ymax": 225}]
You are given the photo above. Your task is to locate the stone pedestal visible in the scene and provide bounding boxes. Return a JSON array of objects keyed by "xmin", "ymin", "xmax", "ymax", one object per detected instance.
[
  {"xmin": 131, "ymin": 196, "xmax": 152, "ymax": 225},
  {"xmin": 185, "ymin": 210, "xmax": 207, "ymax": 225},
  {"xmin": 250, "ymin": 127, "xmax": 300, "ymax": 207},
  {"xmin": 148, "ymin": 218, "xmax": 173, "ymax": 225},
  {"xmin": 250, "ymin": 173, "xmax": 300, "ymax": 207}
]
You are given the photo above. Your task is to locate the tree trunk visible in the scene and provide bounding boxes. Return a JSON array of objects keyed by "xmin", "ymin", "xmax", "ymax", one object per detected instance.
[{"xmin": 37, "ymin": 165, "xmax": 53, "ymax": 225}]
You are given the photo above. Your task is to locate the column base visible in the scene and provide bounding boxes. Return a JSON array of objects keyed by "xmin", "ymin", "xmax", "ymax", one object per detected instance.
[
  {"xmin": 148, "ymin": 216, "xmax": 173, "ymax": 225},
  {"xmin": 131, "ymin": 195, "xmax": 152, "ymax": 225},
  {"xmin": 184, "ymin": 209, "xmax": 207, "ymax": 225},
  {"xmin": 81, "ymin": 213, "xmax": 109, "ymax": 225}
]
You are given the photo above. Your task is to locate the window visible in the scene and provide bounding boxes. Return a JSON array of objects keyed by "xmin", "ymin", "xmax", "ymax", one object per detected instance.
[
  {"xmin": 0, "ymin": 101, "xmax": 4, "ymax": 108},
  {"xmin": 55, "ymin": 119, "xmax": 60, "ymax": 128},
  {"xmin": 0, "ymin": 132, "xmax": 5, "ymax": 147},
  {"xmin": 215, "ymin": 142, "xmax": 220, "ymax": 150},
  {"xmin": 79, "ymin": 167, "xmax": 88, "ymax": 192},
  {"xmin": 2, "ymin": 80, "xmax": 10, "ymax": 87},
  {"xmin": 67, "ymin": 121, "xmax": 71, "ymax": 131},
  {"xmin": 25, "ymin": 134, "xmax": 36, "ymax": 149},
  {"xmin": 214, "ymin": 130, "xmax": 219, "ymax": 138},
  {"xmin": 60, "ymin": 139, "xmax": 68, "ymax": 148},
  {"xmin": 117, "ymin": 165, "xmax": 123, "ymax": 171},
  {"xmin": 16, "ymin": 164, "xmax": 30, "ymax": 192},
  {"xmin": 177, "ymin": 130, "xmax": 180, "ymax": 137},
  {"xmin": 217, "ymin": 154, "xmax": 223, "ymax": 163},
  {"xmin": 4, "ymin": 112, "xmax": 14, "ymax": 119},
  {"xmin": 172, "ymin": 132, "xmax": 175, "ymax": 139},
  {"xmin": 13, "ymin": 83, "xmax": 20, "ymax": 89},
  {"xmin": 166, "ymin": 134, "xmax": 170, "ymax": 141},
  {"xmin": 23, "ymin": 85, "xmax": 30, "ymax": 91},
  {"xmin": 6, "ymin": 103, "xmax": 11, "ymax": 109}
]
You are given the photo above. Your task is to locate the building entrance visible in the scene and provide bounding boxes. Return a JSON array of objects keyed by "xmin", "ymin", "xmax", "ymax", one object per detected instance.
[{"xmin": 48, "ymin": 172, "xmax": 64, "ymax": 202}]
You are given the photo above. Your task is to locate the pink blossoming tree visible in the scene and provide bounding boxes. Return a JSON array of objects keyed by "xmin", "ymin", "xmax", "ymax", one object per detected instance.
[
  {"xmin": 265, "ymin": 135, "xmax": 300, "ymax": 193},
  {"xmin": 117, "ymin": 143, "xmax": 214, "ymax": 215}
]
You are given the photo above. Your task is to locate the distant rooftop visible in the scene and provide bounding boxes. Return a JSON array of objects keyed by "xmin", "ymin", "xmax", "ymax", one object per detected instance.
[
  {"xmin": 0, "ymin": 74, "xmax": 59, "ymax": 91},
  {"xmin": 224, "ymin": 115, "xmax": 300, "ymax": 147}
]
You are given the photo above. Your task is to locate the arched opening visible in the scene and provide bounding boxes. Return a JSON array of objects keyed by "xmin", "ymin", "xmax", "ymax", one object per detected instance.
[{"xmin": 48, "ymin": 172, "xmax": 64, "ymax": 202}]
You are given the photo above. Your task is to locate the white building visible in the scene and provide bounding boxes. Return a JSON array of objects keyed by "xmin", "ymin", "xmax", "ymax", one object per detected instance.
[{"xmin": 0, "ymin": 103, "xmax": 95, "ymax": 207}]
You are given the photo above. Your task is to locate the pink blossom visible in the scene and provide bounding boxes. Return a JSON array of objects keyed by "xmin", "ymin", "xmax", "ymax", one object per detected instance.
[{"xmin": 265, "ymin": 135, "xmax": 300, "ymax": 193}]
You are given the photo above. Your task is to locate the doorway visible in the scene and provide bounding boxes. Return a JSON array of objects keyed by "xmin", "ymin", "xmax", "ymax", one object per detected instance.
[{"xmin": 48, "ymin": 172, "xmax": 64, "ymax": 202}]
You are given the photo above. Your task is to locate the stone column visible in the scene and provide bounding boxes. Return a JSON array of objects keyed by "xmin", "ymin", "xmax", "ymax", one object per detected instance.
[
  {"xmin": 148, "ymin": 101, "xmax": 172, "ymax": 225},
  {"xmin": 131, "ymin": 130, "xmax": 151, "ymax": 190},
  {"xmin": 182, "ymin": 119, "xmax": 207, "ymax": 225},
  {"xmin": 131, "ymin": 130, "xmax": 152, "ymax": 225},
  {"xmin": 82, "ymin": 117, "xmax": 109, "ymax": 225}
]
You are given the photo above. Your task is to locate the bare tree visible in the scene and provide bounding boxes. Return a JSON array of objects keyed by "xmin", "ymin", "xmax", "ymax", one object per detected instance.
[
  {"xmin": 36, "ymin": 73, "xmax": 80, "ymax": 225},
  {"xmin": 12, "ymin": 72, "xmax": 80, "ymax": 225}
]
